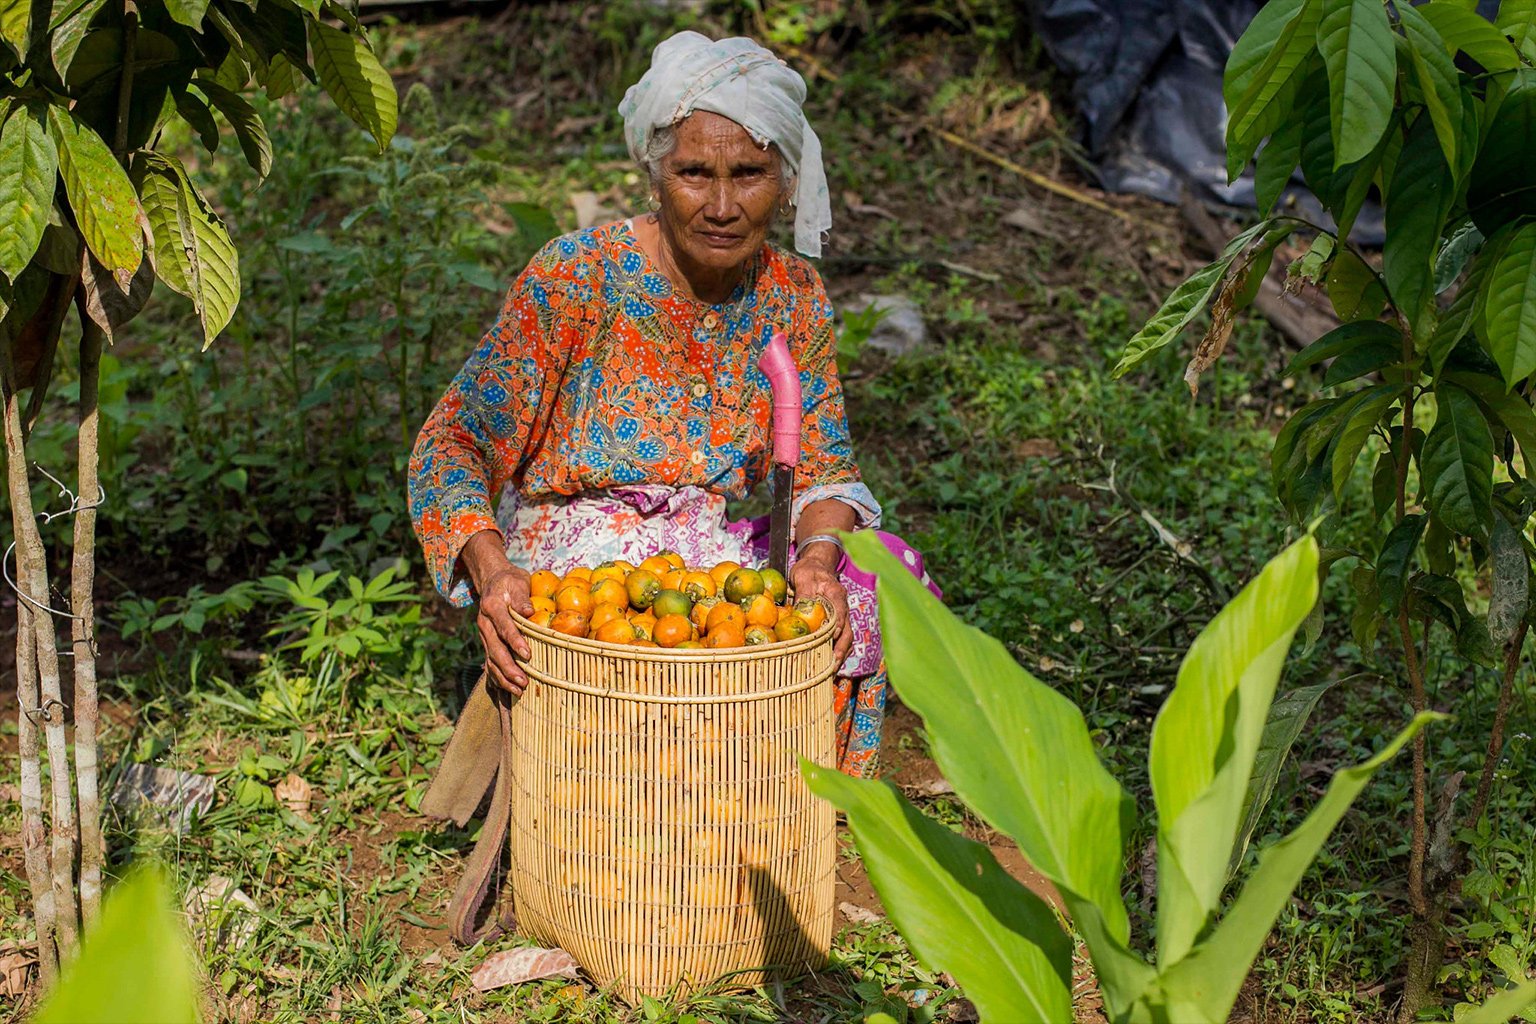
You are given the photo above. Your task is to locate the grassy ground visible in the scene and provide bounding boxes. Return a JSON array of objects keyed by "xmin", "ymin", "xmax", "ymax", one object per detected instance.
[{"xmin": 2, "ymin": 2, "xmax": 1534, "ymax": 1022}]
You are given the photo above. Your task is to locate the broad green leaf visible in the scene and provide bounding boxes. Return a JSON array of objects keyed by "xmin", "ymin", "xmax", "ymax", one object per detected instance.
[
  {"xmin": 1467, "ymin": 72, "xmax": 1536, "ymax": 236},
  {"xmin": 1156, "ymin": 713, "xmax": 1440, "ymax": 1023},
  {"xmin": 1322, "ymin": 341, "xmax": 1399, "ymax": 388},
  {"xmin": 1, "ymin": 0, "xmax": 28, "ymax": 60},
  {"xmin": 1436, "ymin": 220, "xmax": 1485, "ymax": 295},
  {"xmin": 194, "ymin": 79, "xmax": 271, "ymax": 178},
  {"xmin": 1150, "ymin": 537, "xmax": 1319, "ymax": 965},
  {"xmin": 1399, "ymin": 3, "xmax": 1467, "ymax": 174},
  {"xmin": 1224, "ymin": 0, "xmax": 1322, "ymax": 178},
  {"xmin": 1384, "ymin": 115, "xmax": 1457, "ymax": 333},
  {"xmin": 164, "ymin": 0, "xmax": 209, "ymax": 28},
  {"xmin": 1351, "ymin": 565, "xmax": 1382, "ymax": 648},
  {"xmin": 1228, "ymin": 678, "xmax": 1342, "ymax": 877},
  {"xmin": 1331, "ymin": 384, "xmax": 1406, "ymax": 498},
  {"xmin": 1418, "ymin": 2, "xmax": 1521, "ymax": 70},
  {"xmin": 1296, "ymin": 71, "xmax": 1386, "ymax": 238},
  {"xmin": 1444, "ymin": 369, "xmax": 1536, "ymax": 474},
  {"xmin": 1497, "ymin": 0, "xmax": 1536, "ymax": 61},
  {"xmin": 1488, "ymin": 515, "xmax": 1530, "ymax": 646},
  {"xmin": 1412, "ymin": 574, "xmax": 1496, "ymax": 665},
  {"xmin": 47, "ymin": 106, "xmax": 143, "ymax": 271},
  {"xmin": 1326, "ymin": 249, "xmax": 1387, "ymax": 320},
  {"xmin": 1286, "ymin": 320, "xmax": 1401, "ymax": 376},
  {"xmin": 264, "ymin": 52, "xmax": 302, "ymax": 101},
  {"xmin": 32, "ymin": 867, "xmax": 200, "ymax": 1024},
  {"xmin": 1317, "ymin": 0, "xmax": 1397, "ymax": 167},
  {"xmin": 49, "ymin": 0, "xmax": 108, "ymax": 79},
  {"xmin": 1423, "ymin": 383, "xmax": 1496, "ymax": 539},
  {"xmin": 1378, "ymin": 513, "xmax": 1428, "ymax": 611},
  {"xmin": 803, "ymin": 766, "xmax": 1073, "ymax": 1024},
  {"xmin": 0, "ymin": 107, "xmax": 58, "ymax": 281},
  {"xmin": 1254, "ymin": 119, "xmax": 1303, "ymax": 214},
  {"xmin": 174, "ymin": 89, "xmax": 219, "ymax": 152},
  {"xmin": 844, "ymin": 531, "xmax": 1154, "ymax": 1017},
  {"xmin": 1115, "ymin": 220, "xmax": 1277, "ymax": 378},
  {"xmin": 308, "ymin": 19, "xmax": 397, "ymax": 153},
  {"xmin": 137, "ymin": 153, "xmax": 239, "ymax": 346},
  {"xmin": 1480, "ymin": 221, "xmax": 1536, "ymax": 388},
  {"xmin": 1459, "ymin": 980, "xmax": 1536, "ymax": 1024}
]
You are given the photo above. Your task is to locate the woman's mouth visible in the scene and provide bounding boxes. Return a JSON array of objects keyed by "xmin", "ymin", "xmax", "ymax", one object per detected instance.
[{"xmin": 699, "ymin": 231, "xmax": 742, "ymax": 248}]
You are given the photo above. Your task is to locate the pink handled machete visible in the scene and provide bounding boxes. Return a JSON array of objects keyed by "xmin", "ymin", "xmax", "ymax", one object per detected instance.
[{"xmin": 757, "ymin": 331, "xmax": 801, "ymax": 577}]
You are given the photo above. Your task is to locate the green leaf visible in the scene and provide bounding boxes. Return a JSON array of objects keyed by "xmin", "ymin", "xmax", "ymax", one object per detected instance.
[
  {"xmin": 308, "ymin": 19, "xmax": 397, "ymax": 153},
  {"xmin": 1115, "ymin": 220, "xmax": 1277, "ymax": 378},
  {"xmin": 1255, "ymin": 119, "xmax": 1303, "ymax": 214},
  {"xmin": 1443, "ymin": 369, "xmax": 1536, "ymax": 473},
  {"xmin": 1480, "ymin": 221, "xmax": 1536, "ymax": 388},
  {"xmin": 1326, "ymin": 249, "xmax": 1388, "ymax": 320},
  {"xmin": 1468, "ymin": 72, "xmax": 1536, "ymax": 239},
  {"xmin": 844, "ymin": 531, "xmax": 1154, "ymax": 1018},
  {"xmin": 47, "ymin": 105, "xmax": 143, "ymax": 271},
  {"xmin": 49, "ymin": 0, "xmax": 108, "ymax": 79},
  {"xmin": 136, "ymin": 153, "xmax": 239, "ymax": 346},
  {"xmin": 1224, "ymin": 0, "xmax": 1323, "ymax": 179},
  {"xmin": 1378, "ymin": 513, "xmax": 1428, "ymax": 611},
  {"xmin": 32, "ymin": 867, "xmax": 200, "ymax": 1024},
  {"xmin": 1287, "ymin": 319, "xmax": 1401, "ymax": 376},
  {"xmin": 1423, "ymin": 383, "xmax": 1496, "ymax": 539},
  {"xmin": 1, "ymin": 0, "xmax": 29, "ymax": 60},
  {"xmin": 1384, "ymin": 115, "xmax": 1457, "ymax": 333},
  {"xmin": 194, "ymin": 79, "xmax": 271, "ymax": 178},
  {"xmin": 1317, "ymin": 0, "xmax": 1397, "ymax": 167},
  {"xmin": 1488, "ymin": 514, "xmax": 1530, "ymax": 646},
  {"xmin": 1399, "ymin": 3, "xmax": 1468, "ymax": 177},
  {"xmin": 803, "ymin": 766, "xmax": 1073, "ymax": 1023},
  {"xmin": 1296, "ymin": 72, "xmax": 1386, "ymax": 238},
  {"xmin": 1436, "ymin": 221, "xmax": 1485, "ymax": 295},
  {"xmin": 1331, "ymin": 384, "xmax": 1406, "ymax": 498},
  {"xmin": 163, "ymin": 0, "xmax": 209, "ymax": 28},
  {"xmin": 1322, "ymin": 341, "xmax": 1399, "ymax": 388},
  {"xmin": 0, "ymin": 107, "xmax": 58, "ymax": 281},
  {"xmin": 1497, "ymin": 0, "xmax": 1536, "ymax": 61},
  {"xmin": 1157, "ymin": 713, "xmax": 1440, "ymax": 1023},
  {"xmin": 1150, "ymin": 537, "xmax": 1319, "ymax": 965},
  {"xmin": 1229, "ymin": 678, "xmax": 1341, "ymax": 877},
  {"xmin": 1351, "ymin": 565, "xmax": 1382, "ymax": 648},
  {"xmin": 1460, "ymin": 980, "xmax": 1536, "ymax": 1024},
  {"xmin": 174, "ymin": 89, "xmax": 219, "ymax": 152},
  {"xmin": 1430, "ymin": 260, "xmax": 1493, "ymax": 376},
  {"xmin": 1418, "ymin": 2, "xmax": 1521, "ymax": 71}
]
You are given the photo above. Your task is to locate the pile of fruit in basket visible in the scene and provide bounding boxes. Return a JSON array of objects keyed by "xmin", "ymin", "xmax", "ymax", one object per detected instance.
[{"xmin": 523, "ymin": 551, "xmax": 828, "ymax": 649}]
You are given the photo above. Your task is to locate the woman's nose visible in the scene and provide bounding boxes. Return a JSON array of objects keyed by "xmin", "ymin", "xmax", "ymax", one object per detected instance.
[{"xmin": 703, "ymin": 180, "xmax": 736, "ymax": 221}]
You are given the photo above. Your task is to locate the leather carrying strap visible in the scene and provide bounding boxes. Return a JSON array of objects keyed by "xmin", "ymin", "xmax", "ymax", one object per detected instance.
[{"xmin": 420, "ymin": 671, "xmax": 517, "ymax": 945}]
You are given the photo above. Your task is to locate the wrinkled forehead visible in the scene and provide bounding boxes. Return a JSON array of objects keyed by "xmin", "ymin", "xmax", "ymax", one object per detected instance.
[{"xmin": 669, "ymin": 111, "xmax": 781, "ymax": 163}]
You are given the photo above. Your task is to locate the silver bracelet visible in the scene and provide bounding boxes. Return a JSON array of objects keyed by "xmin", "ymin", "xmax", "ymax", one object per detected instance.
[{"xmin": 797, "ymin": 533, "xmax": 846, "ymax": 556}]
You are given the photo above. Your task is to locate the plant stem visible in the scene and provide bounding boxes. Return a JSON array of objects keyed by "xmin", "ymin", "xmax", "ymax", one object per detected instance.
[
  {"xmin": 72, "ymin": 318, "xmax": 105, "ymax": 926},
  {"xmin": 3, "ymin": 369, "xmax": 59, "ymax": 983},
  {"xmin": 0, "ymin": 353, "xmax": 79, "ymax": 959},
  {"xmin": 1399, "ymin": 608, "xmax": 1429, "ymax": 918},
  {"xmin": 1466, "ymin": 622, "xmax": 1528, "ymax": 827}
]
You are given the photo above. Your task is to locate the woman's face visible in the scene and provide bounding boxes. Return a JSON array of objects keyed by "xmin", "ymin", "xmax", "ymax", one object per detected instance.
[{"xmin": 654, "ymin": 111, "xmax": 786, "ymax": 277}]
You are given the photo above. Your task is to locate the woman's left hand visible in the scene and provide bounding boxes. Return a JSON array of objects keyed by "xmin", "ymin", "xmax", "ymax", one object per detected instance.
[{"xmin": 789, "ymin": 561, "xmax": 853, "ymax": 666}]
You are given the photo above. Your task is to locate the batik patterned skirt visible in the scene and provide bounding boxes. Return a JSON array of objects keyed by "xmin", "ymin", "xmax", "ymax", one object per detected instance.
[{"xmin": 494, "ymin": 483, "xmax": 939, "ymax": 777}]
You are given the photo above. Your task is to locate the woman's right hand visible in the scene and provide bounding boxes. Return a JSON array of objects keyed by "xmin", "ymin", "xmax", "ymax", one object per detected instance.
[{"xmin": 461, "ymin": 530, "xmax": 534, "ymax": 694}]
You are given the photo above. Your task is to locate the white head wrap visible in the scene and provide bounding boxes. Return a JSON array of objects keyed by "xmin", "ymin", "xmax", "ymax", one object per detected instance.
[{"xmin": 619, "ymin": 31, "xmax": 832, "ymax": 259}]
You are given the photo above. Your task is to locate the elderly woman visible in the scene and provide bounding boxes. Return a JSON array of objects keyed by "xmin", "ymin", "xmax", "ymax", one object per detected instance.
[{"xmin": 409, "ymin": 31, "xmax": 936, "ymax": 778}]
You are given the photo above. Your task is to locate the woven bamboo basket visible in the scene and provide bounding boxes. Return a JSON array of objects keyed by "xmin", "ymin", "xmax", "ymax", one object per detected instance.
[{"xmin": 506, "ymin": 610, "xmax": 839, "ymax": 1003}]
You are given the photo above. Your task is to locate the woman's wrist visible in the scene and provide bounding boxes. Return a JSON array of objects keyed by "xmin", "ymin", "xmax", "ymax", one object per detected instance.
[
  {"xmin": 460, "ymin": 529, "xmax": 515, "ymax": 596},
  {"xmin": 794, "ymin": 534, "xmax": 843, "ymax": 573}
]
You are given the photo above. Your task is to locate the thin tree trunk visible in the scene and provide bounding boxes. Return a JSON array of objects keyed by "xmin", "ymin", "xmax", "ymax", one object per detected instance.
[
  {"xmin": 71, "ymin": 321, "xmax": 104, "ymax": 926},
  {"xmin": 0, "ymin": 355, "xmax": 79, "ymax": 958},
  {"xmin": 1467, "ymin": 623, "xmax": 1528, "ymax": 828}
]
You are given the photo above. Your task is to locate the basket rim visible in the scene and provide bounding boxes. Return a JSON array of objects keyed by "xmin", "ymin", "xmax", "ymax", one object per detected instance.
[{"xmin": 510, "ymin": 605, "xmax": 835, "ymax": 661}]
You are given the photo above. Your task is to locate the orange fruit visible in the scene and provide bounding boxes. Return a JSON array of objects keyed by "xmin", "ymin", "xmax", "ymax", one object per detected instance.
[
  {"xmin": 674, "ymin": 640, "xmax": 703, "ymax": 649},
  {"xmin": 629, "ymin": 613, "xmax": 657, "ymax": 640},
  {"xmin": 591, "ymin": 565, "xmax": 627, "ymax": 586},
  {"xmin": 639, "ymin": 555, "xmax": 672, "ymax": 576},
  {"xmin": 703, "ymin": 624, "xmax": 745, "ymax": 649},
  {"xmin": 794, "ymin": 598, "xmax": 828, "ymax": 631},
  {"xmin": 610, "ymin": 558, "xmax": 635, "ymax": 573},
  {"xmin": 743, "ymin": 624, "xmax": 774, "ymax": 645},
  {"xmin": 594, "ymin": 618, "xmax": 639, "ymax": 645},
  {"xmin": 625, "ymin": 569, "xmax": 661, "ymax": 610},
  {"xmin": 660, "ymin": 568, "xmax": 685, "ymax": 592},
  {"xmin": 529, "ymin": 570, "xmax": 561, "ymax": 598},
  {"xmin": 633, "ymin": 639, "xmax": 660, "ymax": 648},
  {"xmin": 722, "ymin": 568, "xmax": 764, "ymax": 604},
  {"xmin": 774, "ymin": 614, "xmax": 811, "ymax": 641},
  {"xmin": 758, "ymin": 568, "xmax": 788, "ymax": 604},
  {"xmin": 680, "ymin": 571, "xmax": 717, "ymax": 601},
  {"xmin": 555, "ymin": 585, "xmax": 593, "ymax": 615},
  {"xmin": 776, "ymin": 605, "xmax": 793, "ymax": 622},
  {"xmin": 708, "ymin": 561, "xmax": 741, "ymax": 588},
  {"xmin": 551, "ymin": 610, "xmax": 590, "ymax": 637},
  {"xmin": 530, "ymin": 595, "xmax": 556, "ymax": 616},
  {"xmin": 528, "ymin": 608, "xmax": 555, "ymax": 628},
  {"xmin": 706, "ymin": 601, "xmax": 746, "ymax": 634},
  {"xmin": 653, "ymin": 614, "xmax": 694, "ymax": 648},
  {"xmin": 690, "ymin": 596, "xmax": 720, "ymax": 632},
  {"xmin": 659, "ymin": 549, "xmax": 686, "ymax": 571},
  {"xmin": 652, "ymin": 588, "xmax": 694, "ymax": 620},
  {"xmin": 741, "ymin": 593, "xmax": 778, "ymax": 628},
  {"xmin": 589, "ymin": 602, "xmax": 628, "ymax": 631},
  {"xmin": 564, "ymin": 566, "xmax": 592, "ymax": 584},
  {"xmin": 590, "ymin": 577, "xmax": 627, "ymax": 607}
]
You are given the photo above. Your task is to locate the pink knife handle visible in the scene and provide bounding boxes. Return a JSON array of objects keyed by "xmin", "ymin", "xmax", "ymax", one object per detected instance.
[{"xmin": 758, "ymin": 331, "xmax": 802, "ymax": 468}]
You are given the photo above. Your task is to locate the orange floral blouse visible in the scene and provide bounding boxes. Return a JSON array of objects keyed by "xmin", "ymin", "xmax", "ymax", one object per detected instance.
[{"xmin": 408, "ymin": 220, "xmax": 880, "ymax": 605}]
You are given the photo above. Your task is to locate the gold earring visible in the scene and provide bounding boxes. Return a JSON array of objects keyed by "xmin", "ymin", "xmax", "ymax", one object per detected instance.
[{"xmin": 648, "ymin": 194, "xmax": 660, "ymax": 211}]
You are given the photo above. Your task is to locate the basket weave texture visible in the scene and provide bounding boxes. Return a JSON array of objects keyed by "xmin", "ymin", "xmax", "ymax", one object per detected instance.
[{"xmin": 507, "ymin": 611, "xmax": 839, "ymax": 1003}]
